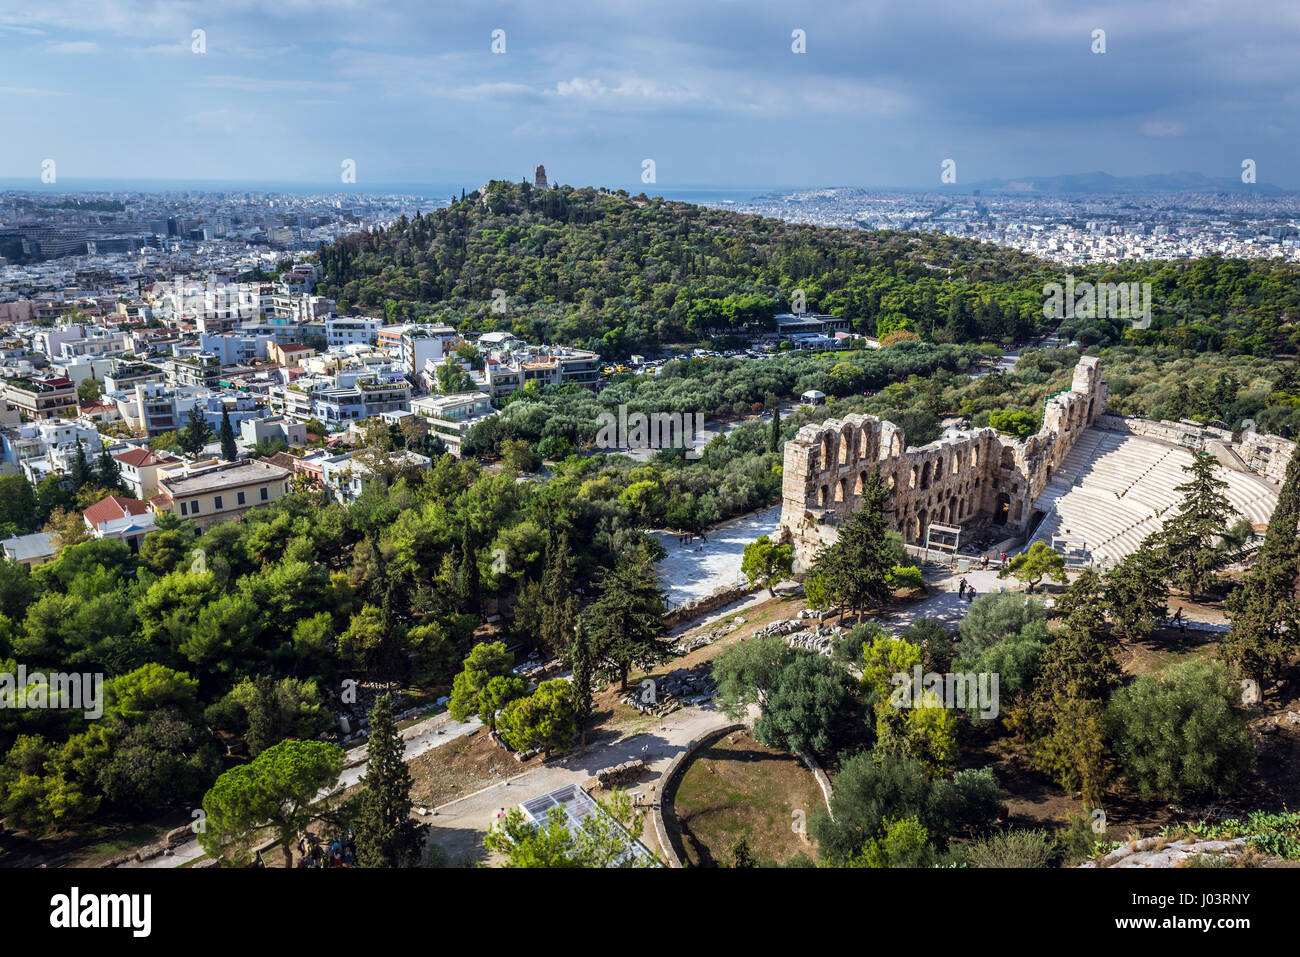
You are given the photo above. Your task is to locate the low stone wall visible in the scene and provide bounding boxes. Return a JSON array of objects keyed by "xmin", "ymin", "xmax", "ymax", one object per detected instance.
[
  {"xmin": 798, "ymin": 751, "xmax": 834, "ymax": 816},
  {"xmin": 652, "ymin": 723, "xmax": 746, "ymax": 868},
  {"xmin": 663, "ymin": 584, "xmax": 754, "ymax": 628}
]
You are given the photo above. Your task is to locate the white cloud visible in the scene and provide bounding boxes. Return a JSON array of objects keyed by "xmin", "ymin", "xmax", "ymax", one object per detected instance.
[
  {"xmin": 47, "ymin": 39, "xmax": 100, "ymax": 54},
  {"xmin": 551, "ymin": 76, "xmax": 700, "ymax": 102},
  {"xmin": 0, "ymin": 85, "xmax": 68, "ymax": 96},
  {"xmin": 1142, "ymin": 119, "xmax": 1185, "ymax": 136},
  {"xmin": 195, "ymin": 75, "xmax": 349, "ymax": 95}
]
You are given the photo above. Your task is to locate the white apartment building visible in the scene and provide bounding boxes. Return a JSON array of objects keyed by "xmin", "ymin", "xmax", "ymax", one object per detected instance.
[{"xmin": 325, "ymin": 316, "xmax": 382, "ymax": 347}]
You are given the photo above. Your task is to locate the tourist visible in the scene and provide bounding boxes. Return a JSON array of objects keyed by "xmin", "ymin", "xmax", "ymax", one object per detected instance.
[
  {"xmin": 958, "ymin": 577, "xmax": 968, "ymax": 598},
  {"xmin": 980, "ymin": 554, "xmax": 989, "ymax": 570}
]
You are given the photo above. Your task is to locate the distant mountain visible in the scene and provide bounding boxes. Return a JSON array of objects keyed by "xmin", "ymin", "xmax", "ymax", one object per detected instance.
[{"xmin": 959, "ymin": 170, "xmax": 1289, "ymax": 196}]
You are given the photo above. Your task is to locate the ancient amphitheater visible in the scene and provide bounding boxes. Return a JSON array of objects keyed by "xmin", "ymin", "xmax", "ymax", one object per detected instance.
[{"xmin": 776, "ymin": 356, "xmax": 1287, "ymax": 571}]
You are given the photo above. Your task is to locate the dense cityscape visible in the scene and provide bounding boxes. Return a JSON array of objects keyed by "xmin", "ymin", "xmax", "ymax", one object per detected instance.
[{"xmin": 2, "ymin": 0, "xmax": 1297, "ymax": 940}]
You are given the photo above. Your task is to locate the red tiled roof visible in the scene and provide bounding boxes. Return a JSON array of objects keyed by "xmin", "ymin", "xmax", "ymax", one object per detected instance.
[
  {"xmin": 82, "ymin": 495, "xmax": 150, "ymax": 527},
  {"xmin": 114, "ymin": 447, "xmax": 180, "ymax": 468}
]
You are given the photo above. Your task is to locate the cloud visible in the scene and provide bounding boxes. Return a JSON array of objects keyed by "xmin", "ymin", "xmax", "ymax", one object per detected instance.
[
  {"xmin": 195, "ymin": 75, "xmax": 349, "ymax": 95},
  {"xmin": 551, "ymin": 76, "xmax": 700, "ymax": 103},
  {"xmin": 46, "ymin": 39, "xmax": 100, "ymax": 54},
  {"xmin": 1142, "ymin": 120, "xmax": 1185, "ymax": 137},
  {"xmin": 0, "ymin": 85, "xmax": 69, "ymax": 96},
  {"xmin": 183, "ymin": 108, "xmax": 272, "ymax": 134}
]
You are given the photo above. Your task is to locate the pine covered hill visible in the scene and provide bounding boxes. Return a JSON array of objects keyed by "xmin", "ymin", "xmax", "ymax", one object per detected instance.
[{"xmin": 315, "ymin": 180, "xmax": 1300, "ymax": 359}]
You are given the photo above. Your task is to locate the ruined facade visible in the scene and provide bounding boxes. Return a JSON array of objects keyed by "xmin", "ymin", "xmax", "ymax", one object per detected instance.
[{"xmin": 776, "ymin": 356, "xmax": 1107, "ymax": 569}]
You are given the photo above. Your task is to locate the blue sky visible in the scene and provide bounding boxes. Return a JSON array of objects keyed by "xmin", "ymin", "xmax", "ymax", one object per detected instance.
[{"xmin": 2, "ymin": 0, "xmax": 1298, "ymax": 190}]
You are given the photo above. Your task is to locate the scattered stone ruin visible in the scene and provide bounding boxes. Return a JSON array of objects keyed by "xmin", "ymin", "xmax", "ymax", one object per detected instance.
[{"xmin": 776, "ymin": 356, "xmax": 1108, "ymax": 570}]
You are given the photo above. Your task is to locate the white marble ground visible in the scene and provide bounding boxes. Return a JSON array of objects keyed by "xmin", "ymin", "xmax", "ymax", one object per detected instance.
[{"xmin": 653, "ymin": 504, "xmax": 782, "ymax": 606}]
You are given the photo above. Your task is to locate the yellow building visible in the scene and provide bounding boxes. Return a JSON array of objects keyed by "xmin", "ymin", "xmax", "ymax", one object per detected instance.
[{"xmin": 150, "ymin": 459, "xmax": 293, "ymax": 529}]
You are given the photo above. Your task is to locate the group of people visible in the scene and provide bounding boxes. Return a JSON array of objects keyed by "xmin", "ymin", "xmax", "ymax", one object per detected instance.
[
  {"xmin": 957, "ymin": 577, "xmax": 977, "ymax": 602},
  {"xmin": 677, "ymin": 532, "xmax": 707, "ymax": 550},
  {"xmin": 297, "ymin": 831, "xmax": 356, "ymax": 868}
]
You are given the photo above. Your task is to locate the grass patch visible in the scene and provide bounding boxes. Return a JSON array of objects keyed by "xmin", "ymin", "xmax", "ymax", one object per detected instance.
[{"xmin": 671, "ymin": 728, "xmax": 822, "ymax": 867}]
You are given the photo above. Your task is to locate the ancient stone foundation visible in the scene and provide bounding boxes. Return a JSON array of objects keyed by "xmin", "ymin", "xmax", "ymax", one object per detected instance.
[{"xmin": 776, "ymin": 356, "xmax": 1107, "ymax": 570}]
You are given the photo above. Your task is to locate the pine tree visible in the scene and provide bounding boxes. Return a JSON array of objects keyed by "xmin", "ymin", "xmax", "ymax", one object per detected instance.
[
  {"xmin": 810, "ymin": 468, "xmax": 897, "ymax": 618},
  {"xmin": 583, "ymin": 544, "xmax": 670, "ymax": 690},
  {"xmin": 1104, "ymin": 547, "xmax": 1169, "ymax": 642},
  {"xmin": 219, "ymin": 406, "xmax": 237, "ymax": 462},
  {"xmin": 1159, "ymin": 452, "xmax": 1236, "ymax": 600},
  {"xmin": 179, "ymin": 404, "xmax": 212, "ymax": 457},
  {"xmin": 1054, "ymin": 566, "xmax": 1107, "ymax": 636},
  {"xmin": 354, "ymin": 694, "xmax": 425, "ymax": 867}
]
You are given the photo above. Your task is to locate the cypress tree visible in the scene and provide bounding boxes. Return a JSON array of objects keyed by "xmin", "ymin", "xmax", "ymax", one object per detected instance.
[
  {"xmin": 768, "ymin": 396, "xmax": 781, "ymax": 454},
  {"xmin": 69, "ymin": 438, "xmax": 93, "ymax": 491},
  {"xmin": 1221, "ymin": 448, "xmax": 1300, "ymax": 690},
  {"xmin": 569, "ymin": 620, "xmax": 598, "ymax": 750},
  {"xmin": 354, "ymin": 694, "xmax": 424, "ymax": 867},
  {"xmin": 539, "ymin": 533, "xmax": 577, "ymax": 655},
  {"xmin": 96, "ymin": 444, "xmax": 123, "ymax": 493},
  {"xmin": 219, "ymin": 406, "xmax": 237, "ymax": 462},
  {"xmin": 458, "ymin": 522, "xmax": 481, "ymax": 615}
]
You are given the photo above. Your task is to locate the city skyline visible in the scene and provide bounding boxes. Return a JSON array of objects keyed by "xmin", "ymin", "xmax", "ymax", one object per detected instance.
[{"xmin": 3, "ymin": 0, "xmax": 1300, "ymax": 188}]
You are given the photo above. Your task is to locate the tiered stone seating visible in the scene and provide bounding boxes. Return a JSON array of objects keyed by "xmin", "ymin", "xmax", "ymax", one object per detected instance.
[{"xmin": 1030, "ymin": 429, "xmax": 1279, "ymax": 566}]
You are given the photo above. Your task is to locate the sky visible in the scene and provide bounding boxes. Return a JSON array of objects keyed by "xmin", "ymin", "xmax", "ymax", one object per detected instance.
[{"xmin": 2, "ymin": 0, "xmax": 1299, "ymax": 191}]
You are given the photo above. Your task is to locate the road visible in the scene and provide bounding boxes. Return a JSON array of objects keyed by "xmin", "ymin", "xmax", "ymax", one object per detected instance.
[{"xmin": 421, "ymin": 704, "xmax": 736, "ymax": 866}]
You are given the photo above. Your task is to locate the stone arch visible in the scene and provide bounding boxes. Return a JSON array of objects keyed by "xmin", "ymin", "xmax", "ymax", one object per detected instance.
[
  {"xmin": 971, "ymin": 446, "xmax": 979, "ymax": 469},
  {"xmin": 1000, "ymin": 447, "xmax": 1015, "ymax": 470},
  {"xmin": 839, "ymin": 425, "xmax": 854, "ymax": 466},
  {"xmin": 889, "ymin": 432, "xmax": 903, "ymax": 457},
  {"xmin": 917, "ymin": 508, "xmax": 929, "ymax": 541},
  {"xmin": 819, "ymin": 484, "xmax": 830, "ymax": 507},
  {"xmin": 909, "ymin": 465, "xmax": 918, "ymax": 490},
  {"xmin": 920, "ymin": 460, "xmax": 933, "ymax": 490},
  {"xmin": 836, "ymin": 477, "xmax": 848, "ymax": 503},
  {"xmin": 994, "ymin": 492, "xmax": 1011, "ymax": 525}
]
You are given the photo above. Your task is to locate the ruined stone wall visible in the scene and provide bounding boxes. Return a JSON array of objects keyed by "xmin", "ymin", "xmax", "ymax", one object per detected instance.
[
  {"xmin": 1238, "ymin": 429, "xmax": 1296, "ymax": 484},
  {"xmin": 777, "ymin": 356, "xmax": 1106, "ymax": 570}
]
